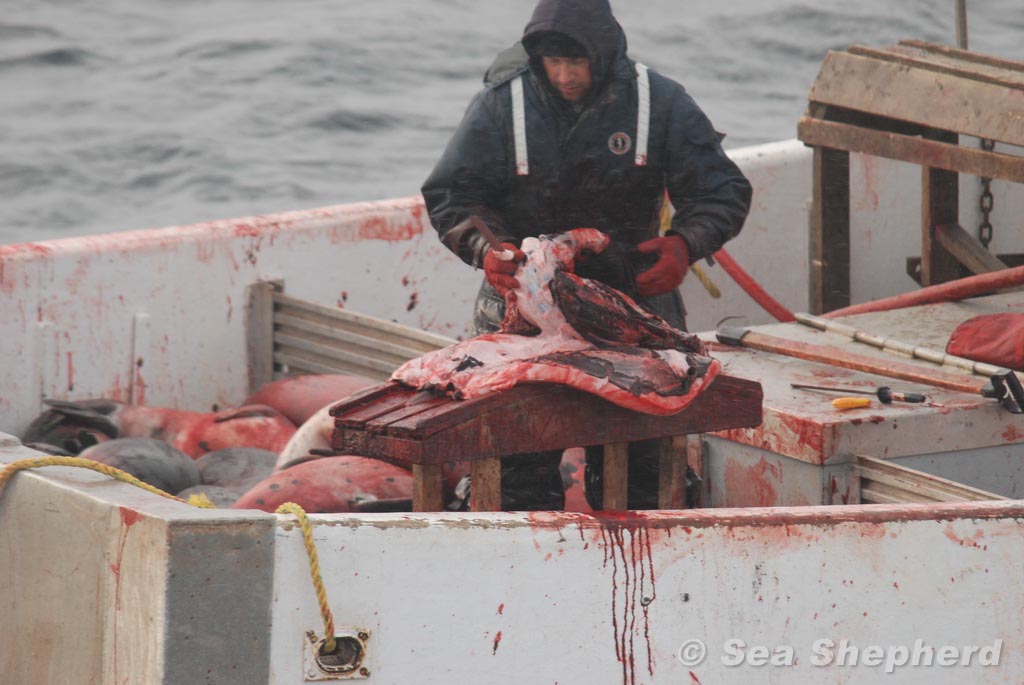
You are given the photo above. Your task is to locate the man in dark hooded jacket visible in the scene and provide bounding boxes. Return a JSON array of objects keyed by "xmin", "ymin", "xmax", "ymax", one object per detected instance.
[{"xmin": 422, "ymin": 0, "xmax": 752, "ymax": 511}]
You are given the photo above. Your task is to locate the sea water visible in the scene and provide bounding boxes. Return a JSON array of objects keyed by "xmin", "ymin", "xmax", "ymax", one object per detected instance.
[{"xmin": 1, "ymin": 0, "xmax": 1021, "ymax": 242}]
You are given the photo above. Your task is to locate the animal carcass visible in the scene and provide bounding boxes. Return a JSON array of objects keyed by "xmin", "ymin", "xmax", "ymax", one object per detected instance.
[{"xmin": 392, "ymin": 229, "xmax": 719, "ymax": 415}]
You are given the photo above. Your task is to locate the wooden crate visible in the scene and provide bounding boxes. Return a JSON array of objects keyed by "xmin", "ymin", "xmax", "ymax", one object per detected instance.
[
  {"xmin": 331, "ymin": 376, "xmax": 763, "ymax": 512},
  {"xmin": 797, "ymin": 40, "xmax": 1024, "ymax": 311}
]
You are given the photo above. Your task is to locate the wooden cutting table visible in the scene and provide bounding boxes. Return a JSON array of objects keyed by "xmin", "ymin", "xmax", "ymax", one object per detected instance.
[{"xmin": 330, "ymin": 375, "xmax": 763, "ymax": 511}]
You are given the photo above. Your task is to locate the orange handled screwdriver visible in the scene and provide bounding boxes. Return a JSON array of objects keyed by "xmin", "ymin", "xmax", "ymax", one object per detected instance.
[
  {"xmin": 831, "ymin": 397, "xmax": 872, "ymax": 410},
  {"xmin": 791, "ymin": 383, "xmax": 927, "ymax": 404}
]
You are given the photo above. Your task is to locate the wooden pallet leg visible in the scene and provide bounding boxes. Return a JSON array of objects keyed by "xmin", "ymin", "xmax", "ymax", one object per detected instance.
[
  {"xmin": 470, "ymin": 458, "xmax": 502, "ymax": 512},
  {"xmin": 412, "ymin": 464, "xmax": 444, "ymax": 512},
  {"xmin": 686, "ymin": 435, "xmax": 706, "ymax": 508},
  {"xmin": 811, "ymin": 145, "xmax": 850, "ymax": 314},
  {"xmin": 603, "ymin": 442, "xmax": 629, "ymax": 511},
  {"xmin": 657, "ymin": 436, "xmax": 687, "ymax": 509},
  {"xmin": 922, "ymin": 131, "xmax": 961, "ymax": 287}
]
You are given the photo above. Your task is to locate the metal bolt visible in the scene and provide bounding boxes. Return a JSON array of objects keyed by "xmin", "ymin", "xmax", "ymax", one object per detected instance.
[
  {"xmin": 359, "ymin": 667, "xmax": 370, "ymax": 676},
  {"xmin": 358, "ymin": 632, "xmax": 369, "ymax": 641}
]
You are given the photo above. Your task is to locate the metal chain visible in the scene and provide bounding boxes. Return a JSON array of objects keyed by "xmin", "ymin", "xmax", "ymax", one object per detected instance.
[{"xmin": 979, "ymin": 139, "xmax": 995, "ymax": 248}]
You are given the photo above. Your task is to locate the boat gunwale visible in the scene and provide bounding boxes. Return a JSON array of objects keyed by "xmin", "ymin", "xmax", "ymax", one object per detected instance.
[
  {"xmin": 3, "ymin": 448, "xmax": 1020, "ymax": 531},
  {"xmin": 0, "ymin": 195, "xmax": 427, "ymax": 262}
]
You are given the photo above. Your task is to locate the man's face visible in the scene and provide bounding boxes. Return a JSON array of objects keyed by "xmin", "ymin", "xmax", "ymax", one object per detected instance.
[{"xmin": 541, "ymin": 56, "xmax": 592, "ymax": 103}]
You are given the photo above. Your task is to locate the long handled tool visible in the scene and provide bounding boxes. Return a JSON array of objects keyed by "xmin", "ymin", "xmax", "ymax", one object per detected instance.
[
  {"xmin": 795, "ymin": 312, "xmax": 1007, "ymax": 378},
  {"xmin": 791, "ymin": 383, "xmax": 928, "ymax": 404},
  {"xmin": 716, "ymin": 326, "xmax": 1024, "ymax": 413}
]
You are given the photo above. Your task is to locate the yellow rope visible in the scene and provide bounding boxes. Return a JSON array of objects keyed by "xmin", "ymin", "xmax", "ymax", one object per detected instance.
[
  {"xmin": 276, "ymin": 502, "xmax": 337, "ymax": 655},
  {"xmin": 0, "ymin": 456, "xmax": 214, "ymax": 507},
  {"xmin": 690, "ymin": 263, "xmax": 721, "ymax": 299},
  {"xmin": 0, "ymin": 456, "xmax": 335, "ymax": 655},
  {"xmin": 186, "ymin": 492, "xmax": 215, "ymax": 508},
  {"xmin": 660, "ymin": 198, "xmax": 721, "ymax": 299}
]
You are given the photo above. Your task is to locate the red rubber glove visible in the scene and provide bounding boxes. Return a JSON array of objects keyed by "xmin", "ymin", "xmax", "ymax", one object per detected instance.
[
  {"xmin": 635, "ymin": 234, "xmax": 690, "ymax": 297},
  {"xmin": 484, "ymin": 242, "xmax": 526, "ymax": 294}
]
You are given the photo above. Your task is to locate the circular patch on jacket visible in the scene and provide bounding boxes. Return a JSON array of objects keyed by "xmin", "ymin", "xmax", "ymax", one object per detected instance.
[{"xmin": 608, "ymin": 132, "xmax": 632, "ymax": 155}]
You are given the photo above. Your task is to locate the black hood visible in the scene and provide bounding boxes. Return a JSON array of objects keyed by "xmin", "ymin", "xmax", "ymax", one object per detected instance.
[{"xmin": 522, "ymin": 0, "xmax": 628, "ymax": 92}]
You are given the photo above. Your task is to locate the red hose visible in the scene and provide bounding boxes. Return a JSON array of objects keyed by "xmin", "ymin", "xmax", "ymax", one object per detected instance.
[
  {"xmin": 713, "ymin": 248, "xmax": 796, "ymax": 323},
  {"xmin": 824, "ymin": 264, "xmax": 1024, "ymax": 319}
]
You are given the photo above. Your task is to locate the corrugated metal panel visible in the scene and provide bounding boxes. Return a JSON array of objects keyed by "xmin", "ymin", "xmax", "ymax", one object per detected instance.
[
  {"xmin": 856, "ymin": 455, "xmax": 1006, "ymax": 504},
  {"xmin": 271, "ymin": 292, "xmax": 455, "ymax": 381}
]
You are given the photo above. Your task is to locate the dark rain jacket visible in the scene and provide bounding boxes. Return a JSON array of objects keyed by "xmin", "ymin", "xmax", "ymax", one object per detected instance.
[
  {"xmin": 423, "ymin": 0, "xmax": 751, "ymax": 510},
  {"xmin": 422, "ymin": 0, "xmax": 753, "ymax": 290}
]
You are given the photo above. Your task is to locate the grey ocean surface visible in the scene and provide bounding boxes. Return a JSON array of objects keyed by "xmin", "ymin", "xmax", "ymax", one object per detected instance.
[{"xmin": 2, "ymin": 1, "xmax": 1021, "ymax": 243}]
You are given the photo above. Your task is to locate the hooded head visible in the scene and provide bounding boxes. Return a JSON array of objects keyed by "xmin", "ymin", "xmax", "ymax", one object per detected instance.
[
  {"xmin": 529, "ymin": 34, "xmax": 593, "ymax": 103},
  {"xmin": 522, "ymin": 0, "xmax": 627, "ymax": 98}
]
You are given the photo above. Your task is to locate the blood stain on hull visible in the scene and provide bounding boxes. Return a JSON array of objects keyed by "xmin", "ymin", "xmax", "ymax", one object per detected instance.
[{"xmin": 594, "ymin": 513, "xmax": 658, "ymax": 685}]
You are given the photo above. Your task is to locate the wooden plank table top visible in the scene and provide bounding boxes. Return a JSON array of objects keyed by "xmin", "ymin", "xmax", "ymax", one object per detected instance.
[{"xmin": 330, "ymin": 375, "xmax": 763, "ymax": 512}]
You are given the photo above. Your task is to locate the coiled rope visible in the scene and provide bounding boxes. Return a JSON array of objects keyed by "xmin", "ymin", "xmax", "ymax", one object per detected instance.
[{"xmin": 0, "ymin": 456, "xmax": 338, "ymax": 655}]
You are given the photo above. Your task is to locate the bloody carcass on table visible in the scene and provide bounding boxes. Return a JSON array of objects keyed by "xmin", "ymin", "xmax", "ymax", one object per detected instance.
[{"xmin": 392, "ymin": 228, "xmax": 719, "ymax": 415}]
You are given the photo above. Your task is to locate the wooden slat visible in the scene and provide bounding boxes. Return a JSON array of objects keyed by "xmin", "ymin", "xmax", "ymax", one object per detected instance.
[
  {"xmin": 337, "ymin": 433, "xmax": 425, "ymax": 464},
  {"xmin": 362, "ymin": 395, "xmax": 452, "ymax": 434},
  {"xmin": 808, "ymin": 51, "xmax": 1024, "ymax": 147},
  {"xmin": 603, "ymin": 443, "xmax": 629, "ymax": 511},
  {"xmin": 335, "ymin": 386, "xmax": 420, "ymax": 427},
  {"xmin": 364, "ymin": 394, "xmax": 485, "ymax": 437},
  {"xmin": 899, "ymin": 39, "xmax": 1024, "ymax": 76},
  {"xmin": 470, "ymin": 458, "xmax": 502, "ymax": 511},
  {"xmin": 382, "ymin": 385, "xmax": 553, "ymax": 439},
  {"xmin": 329, "ymin": 383, "xmax": 400, "ymax": 416},
  {"xmin": 797, "ymin": 117, "xmax": 1024, "ymax": 184},
  {"xmin": 848, "ymin": 43, "xmax": 1024, "ymax": 91},
  {"xmin": 334, "ymin": 424, "xmax": 422, "ymax": 455},
  {"xmin": 935, "ymin": 223, "xmax": 1009, "ymax": 275}
]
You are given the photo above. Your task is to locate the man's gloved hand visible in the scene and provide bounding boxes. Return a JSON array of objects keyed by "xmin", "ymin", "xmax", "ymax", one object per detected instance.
[
  {"xmin": 635, "ymin": 234, "xmax": 690, "ymax": 297},
  {"xmin": 484, "ymin": 242, "xmax": 527, "ymax": 294}
]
